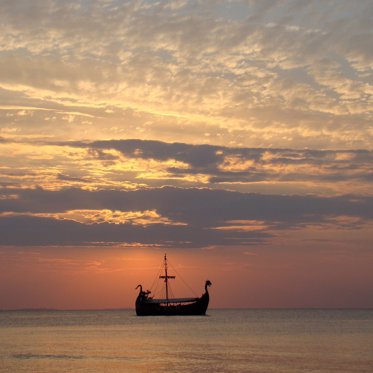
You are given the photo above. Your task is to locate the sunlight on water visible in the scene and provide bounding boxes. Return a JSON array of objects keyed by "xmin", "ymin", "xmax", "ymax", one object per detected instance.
[{"xmin": 0, "ymin": 309, "xmax": 372, "ymax": 373}]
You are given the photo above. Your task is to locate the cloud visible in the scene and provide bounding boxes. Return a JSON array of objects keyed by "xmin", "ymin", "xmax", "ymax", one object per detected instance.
[
  {"xmin": 0, "ymin": 210, "xmax": 270, "ymax": 248},
  {"xmin": 84, "ymin": 139, "xmax": 373, "ymax": 187},
  {"xmin": 1, "ymin": 209, "xmax": 186, "ymax": 226},
  {"xmin": 0, "ymin": 0, "xmax": 371, "ymax": 148},
  {"xmin": 0, "ymin": 187, "xmax": 372, "ymax": 247},
  {"xmin": 1, "ymin": 139, "xmax": 372, "ymax": 195}
]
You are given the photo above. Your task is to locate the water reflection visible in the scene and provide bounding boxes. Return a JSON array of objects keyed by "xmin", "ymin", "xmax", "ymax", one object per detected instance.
[{"xmin": 1, "ymin": 309, "xmax": 372, "ymax": 373}]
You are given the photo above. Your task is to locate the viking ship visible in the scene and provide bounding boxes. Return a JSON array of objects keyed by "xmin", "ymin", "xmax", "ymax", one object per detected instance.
[{"xmin": 135, "ymin": 254, "xmax": 212, "ymax": 316}]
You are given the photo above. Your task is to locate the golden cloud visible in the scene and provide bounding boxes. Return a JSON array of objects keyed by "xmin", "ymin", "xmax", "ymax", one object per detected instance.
[{"xmin": 0, "ymin": 209, "xmax": 187, "ymax": 227}]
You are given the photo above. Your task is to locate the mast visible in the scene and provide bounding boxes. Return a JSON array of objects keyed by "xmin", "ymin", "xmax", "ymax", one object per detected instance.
[{"xmin": 159, "ymin": 254, "xmax": 175, "ymax": 304}]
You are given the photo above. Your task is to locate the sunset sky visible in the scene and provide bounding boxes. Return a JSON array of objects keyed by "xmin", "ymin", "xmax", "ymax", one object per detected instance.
[{"xmin": 0, "ymin": 0, "xmax": 372, "ymax": 309}]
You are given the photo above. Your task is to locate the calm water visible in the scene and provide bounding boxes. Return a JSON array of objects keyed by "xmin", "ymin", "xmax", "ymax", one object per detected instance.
[{"xmin": 0, "ymin": 309, "xmax": 372, "ymax": 373}]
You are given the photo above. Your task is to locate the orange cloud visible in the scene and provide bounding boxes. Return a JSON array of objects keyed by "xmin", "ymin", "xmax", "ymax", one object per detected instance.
[{"xmin": 0, "ymin": 209, "xmax": 187, "ymax": 227}]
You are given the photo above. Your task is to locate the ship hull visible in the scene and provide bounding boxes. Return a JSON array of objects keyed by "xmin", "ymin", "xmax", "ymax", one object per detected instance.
[{"xmin": 136, "ymin": 293, "xmax": 209, "ymax": 316}]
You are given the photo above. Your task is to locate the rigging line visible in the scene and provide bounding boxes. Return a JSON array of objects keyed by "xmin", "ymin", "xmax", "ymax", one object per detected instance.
[
  {"xmin": 152, "ymin": 274, "xmax": 161, "ymax": 298},
  {"xmin": 153, "ymin": 276, "xmax": 163, "ymax": 299},
  {"xmin": 169, "ymin": 285, "xmax": 175, "ymax": 299},
  {"xmin": 169, "ymin": 262, "xmax": 198, "ymax": 297},
  {"xmin": 150, "ymin": 266, "xmax": 162, "ymax": 291},
  {"xmin": 167, "ymin": 276, "xmax": 175, "ymax": 299},
  {"xmin": 149, "ymin": 256, "xmax": 164, "ymax": 290}
]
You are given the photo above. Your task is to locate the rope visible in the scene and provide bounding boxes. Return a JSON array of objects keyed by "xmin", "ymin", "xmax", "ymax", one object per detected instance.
[
  {"xmin": 168, "ymin": 282, "xmax": 175, "ymax": 299},
  {"xmin": 148, "ymin": 256, "xmax": 198, "ymax": 299},
  {"xmin": 149, "ymin": 259, "xmax": 164, "ymax": 297},
  {"xmin": 169, "ymin": 261, "xmax": 198, "ymax": 297}
]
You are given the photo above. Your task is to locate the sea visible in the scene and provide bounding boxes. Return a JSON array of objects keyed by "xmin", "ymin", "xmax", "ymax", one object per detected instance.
[{"xmin": 0, "ymin": 309, "xmax": 372, "ymax": 373}]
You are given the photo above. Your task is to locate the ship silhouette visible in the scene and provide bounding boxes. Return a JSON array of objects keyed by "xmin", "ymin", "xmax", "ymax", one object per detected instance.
[{"xmin": 135, "ymin": 254, "xmax": 212, "ymax": 316}]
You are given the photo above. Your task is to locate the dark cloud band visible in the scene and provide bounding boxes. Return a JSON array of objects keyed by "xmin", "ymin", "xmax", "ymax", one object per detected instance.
[{"xmin": 1, "ymin": 187, "xmax": 371, "ymax": 247}]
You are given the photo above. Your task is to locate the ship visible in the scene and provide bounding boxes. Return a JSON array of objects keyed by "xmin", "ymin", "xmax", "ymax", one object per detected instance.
[{"xmin": 135, "ymin": 254, "xmax": 212, "ymax": 316}]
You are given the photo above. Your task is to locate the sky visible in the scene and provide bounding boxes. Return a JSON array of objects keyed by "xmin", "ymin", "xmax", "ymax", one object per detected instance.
[{"xmin": 0, "ymin": 0, "xmax": 372, "ymax": 309}]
